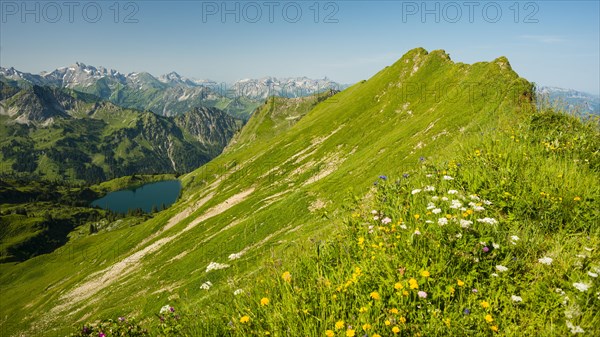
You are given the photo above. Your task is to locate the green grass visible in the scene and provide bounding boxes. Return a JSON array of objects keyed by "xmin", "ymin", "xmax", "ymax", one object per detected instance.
[{"xmin": 1, "ymin": 48, "xmax": 597, "ymax": 336}]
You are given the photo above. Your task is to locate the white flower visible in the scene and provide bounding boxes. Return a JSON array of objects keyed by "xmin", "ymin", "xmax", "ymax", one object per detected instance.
[
  {"xmin": 373, "ymin": 216, "xmax": 379, "ymax": 220},
  {"xmin": 572, "ymin": 282, "xmax": 590, "ymax": 292},
  {"xmin": 431, "ymin": 196, "xmax": 440, "ymax": 201},
  {"xmin": 447, "ymin": 189, "xmax": 458, "ymax": 195},
  {"xmin": 511, "ymin": 295, "xmax": 523, "ymax": 302},
  {"xmin": 470, "ymin": 195, "xmax": 480, "ymax": 201},
  {"xmin": 460, "ymin": 219, "xmax": 473, "ymax": 228},
  {"xmin": 425, "ymin": 220, "xmax": 434, "ymax": 224},
  {"xmin": 234, "ymin": 289, "xmax": 244, "ymax": 296},
  {"xmin": 400, "ymin": 224, "xmax": 408, "ymax": 229},
  {"xmin": 483, "ymin": 200, "xmax": 493, "ymax": 205},
  {"xmin": 438, "ymin": 218, "xmax": 448, "ymax": 226},
  {"xmin": 432, "ymin": 208, "xmax": 442, "ymax": 214},
  {"xmin": 587, "ymin": 271, "xmax": 598, "ymax": 278},
  {"xmin": 371, "ymin": 210, "xmax": 378, "ymax": 214},
  {"xmin": 477, "ymin": 217, "xmax": 498, "ymax": 225},
  {"xmin": 492, "ymin": 242, "xmax": 500, "ymax": 249},
  {"xmin": 228, "ymin": 252, "xmax": 244, "ymax": 260},
  {"xmin": 491, "ymin": 273, "xmax": 498, "ymax": 277},
  {"xmin": 566, "ymin": 321, "xmax": 585, "ymax": 334},
  {"xmin": 441, "ymin": 196, "xmax": 449, "ymax": 201},
  {"xmin": 427, "ymin": 202, "xmax": 437, "ymax": 210},
  {"xmin": 449, "ymin": 200, "xmax": 462, "ymax": 209},
  {"xmin": 455, "ymin": 233, "xmax": 462, "ymax": 239},
  {"xmin": 381, "ymin": 217, "xmax": 392, "ymax": 224},
  {"xmin": 584, "ymin": 247, "xmax": 593, "ymax": 252},
  {"xmin": 423, "ymin": 185, "xmax": 435, "ymax": 192},
  {"xmin": 426, "ymin": 174, "xmax": 433, "ymax": 178},
  {"xmin": 160, "ymin": 304, "xmax": 172, "ymax": 314},
  {"xmin": 510, "ymin": 235, "xmax": 520, "ymax": 244},
  {"xmin": 576, "ymin": 254, "xmax": 587, "ymax": 259},
  {"xmin": 206, "ymin": 262, "xmax": 230, "ymax": 273},
  {"xmin": 538, "ymin": 257, "xmax": 553, "ymax": 265},
  {"xmin": 473, "ymin": 205, "xmax": 485, "ymax": 212},
  {"xmin": 495, "ymin": 265, "xmax": 508, "ymax": 272},
  {"xmin": 200, "ymin": 281, "xmax": 213, "ymax": 290},
  {"xmin": 414, "ymin": 229, "xmax": 421, "ymax": 235},
  {"xmin": 411, "ymin": 189, "xmax": 422, "ymax": 195},
  {"xmin": 555, "ymin": 288, "xmax": 565, "ymax": 295},
  {"xmin": 443, "ymin": 175, "xmax": 454, "ymax": 180}
]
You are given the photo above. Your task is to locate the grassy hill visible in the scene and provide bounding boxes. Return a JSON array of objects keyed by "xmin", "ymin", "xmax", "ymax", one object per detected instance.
[{"xmin": 0, "ymin": 48, "xmax": 598, "ymax": 336}]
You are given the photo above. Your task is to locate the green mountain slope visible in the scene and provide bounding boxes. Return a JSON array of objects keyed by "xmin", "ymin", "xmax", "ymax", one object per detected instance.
[
  {"xmin": 3, "ymin": 48, "xmax": 598, "ymax": 336},
  {"xmin": 0, "ymin": 82, "xmax": 243, "ymax": 183}
]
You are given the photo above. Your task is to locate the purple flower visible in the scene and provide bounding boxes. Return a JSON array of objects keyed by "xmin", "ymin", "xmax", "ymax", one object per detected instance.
[
  {"xmin": 379, "ymin": 175, "xmax": 387, "ymax": 180},
  {"xmin": 99, "ymin": 333, "xmax": 106, "ymax": 337},
  {"xmin": 419, "ymin": 156, "xmax": 425, "ymax": 162},
  {"xmin": 463, "ymin": 308, "xmax": 471, "ymax": 315},
  {"xmin": 403, "ymin": 173, "xmax": 410, "ymax": 178},
  {"xmin": 472, "ymin": 288, "xmax": 478, "ymax": 293},
  {"xmin": 417, "ymin": 291, "xmax": 428, "ymax": 298},
  {"xmin": 482, "ymin": 246, "xmax": 490, "ymax": 253},
  {"xmin": 170, "ymin": 306, "xmax": 175, "ymax": 312},
  {"xmin": 118, "ymin": 316, "xmax": 125, "ymax": 322}
]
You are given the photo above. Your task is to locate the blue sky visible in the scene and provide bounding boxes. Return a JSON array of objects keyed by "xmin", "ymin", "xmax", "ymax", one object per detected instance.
[{"xmin": 1, "ymin": 0, "xmax": 599, "ymax": 94}]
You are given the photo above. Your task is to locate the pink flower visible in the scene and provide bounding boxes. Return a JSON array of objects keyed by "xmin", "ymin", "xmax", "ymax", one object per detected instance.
[{"xmin": 418, "ymin": 291, "xmax": 428, "ymax": 298}]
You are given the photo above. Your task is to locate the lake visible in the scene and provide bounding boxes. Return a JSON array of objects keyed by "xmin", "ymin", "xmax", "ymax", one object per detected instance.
[{"xmin": 91, "ymin": 180, "xmax": 182, "ymax": 214}]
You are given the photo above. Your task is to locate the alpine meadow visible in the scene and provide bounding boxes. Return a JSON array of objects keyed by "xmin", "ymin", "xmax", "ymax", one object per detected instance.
[{"xmin": 1, "ymin": 1, "xmax": 599, "ymax": 337}]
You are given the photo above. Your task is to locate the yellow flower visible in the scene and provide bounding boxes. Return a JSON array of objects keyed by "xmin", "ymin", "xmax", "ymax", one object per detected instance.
[
  {"xmin": 399, "ymin": 316, "xmax": 406, "ymax": 324},
  {"xmin": 389, "ymin": 308, "xmax": 399, "ymax": 314},
  {"xmin": 444, "ymin": 318, "xmax": 451, "ymax": 327},
  {"xmin": 420, "ymin": 270, "xmax": 430, "ymax": 277},
  {"xmin": 449, "ymin": 287, "xmax": 455, "ymax": 295},
  {"xmin": 392, "ymin": 326, "xmax": 400, "ymax": 334},
  {"xmin": 491, "ymin": 325, "xmax": 499, "ymax": 332},
  {"xmin": 481, "ymin": 301, "xmax": 490, "ymax": 309},
  {"xmin": 260, "ymin": 297, "xmax": 269, "ymax": 306},
  {"xmin": 414, "ymin": 214, "xmax": 420, "ymax": 220},
  {"xmin": 394, "ymin": 282, "xmax": 403, "ymax": 290},
  {"xmin": 370, "ymin": 291, "xmax": 381, "ymax": 300},
  {"xmin": 359, "ymin": 306, "xmax": 368, "ymax": 313},
  {"xmin": 264, "ymin": 332, "xmax": 270, "ymax": 336},
  {"xmin": 240, "ymin": 315, "xmax": 250, "ymax": 323},
  {"xmin": 457, "ymin": 279, "xmax": 465, "ymax": 287},
  {"xmin": 281, "ymin": 271, "xmax": 292, "ymax": 283},
  {"xmin": 485, "ymin": 314, "xmax": 493, "ymax": 323},
  {"xmin": 362, "ymin": 323, "xmax": 372, "ymax": 331},
  {"xmin": 346, "ymin": 329, "xmax": 355, "ymax": 337},
  {"xmin": 302, "ymin": 309, "xmax": 309, "ymax": 314},
  {"xmin": 335, "ymin": 321, "xmax": 345, "ymax": 330},
  {"xmin": 409, "ymin": 278, "xmax": 419, "ymax": 289},
  {"xmin": 325, "ymin": 330, "xmax": 334, "ymax": 337},
  {"xmin": 574, "ymin": 196, "xmax": 581, "ymax": 201},
  {"xmin": 372, "ymin": 334, "xmax": 382, "ymax": 337},
  {"xmin": 402, "ymin": 290, "xmax": 409, "ymax": 296},
  {"xmin": 358, "ymin": 237, "xmax": 365, "ymax": 245},
  {"xmin": 446, "ymin": 214, "xmax": 452, "ymax": 219},
  {"xmin": 385, "ymin": 320, "xmax": 391, "ymax": 326}
]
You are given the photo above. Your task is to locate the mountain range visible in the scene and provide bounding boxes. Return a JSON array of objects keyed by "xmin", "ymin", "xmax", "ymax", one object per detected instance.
[
  {"xmin": 538, "ymin": 86, "xmax": 600, "ymax": 114},
  {"xmin": 0, "ymin": 64, "xmax": 347, "ymax": 120}
]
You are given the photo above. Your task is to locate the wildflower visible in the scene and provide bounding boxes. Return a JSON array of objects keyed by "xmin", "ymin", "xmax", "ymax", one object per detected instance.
[
  {"xmin": 480, "ymin": 301, "xmax": 490, "ymax": 309},
  {"xmin": 206, "ymin": 262, "xmax": 230, "ymax": 272},
  {"xmin": 432, "ymin": 208, "xmax": 442, "ymax": 214},
  {"xmin": 476, "ymin": 217, "xmax": 498, "ymax": 225},
  {"xmin": 511, "ymin": 295, "xmax": 523, "ymax": 302},
  {"xmin": 473, "ymin": 205, "xmax": 485, "ymax": 212},
  {"xmin": 403, "ymin": 173, "xmax": 410, "ymax": 178},
  {"xmin": 495, "ymin": 265, "xmax": 508, "ymax": 272},
  {"xmin": 409, "ymin": 278, "xmax": 419, "ymax": 289},
  {"xmin": 482, "ymin": 246, "xmax": 490, "ymax": 253},
  {"xmin": 240, "ymin": 315, "xmax": 250, "ymax": 323},
  {"xmin": 346, "ymin": 329, "xmax": 355, "ymax": 337},
  {"xmin": 234, "ymin": 289, "xmax": 243, "ymax": 296},
  {"xmin": 228, "ymin": 252, "xmax": 244, "ymax": 260},
  {"xmin": 282, "ymin": 271, "xmax": 292, "ymax": 283},
  {"xmin": 443, "ymin": 175, "xmax": 454, "ymax": 180},
  {"xmin": 372, "ymin": 334, "xmax": 382, "ymax": 337},
  {"xmin": 472, "ymin": 288, "xmax": 478, "ymax": 293},
  {"xmin": 359, "ymin": 306, "xmax": 368, "ymax": 313},
  {"xmin": 431, "ymin": 196, "xmax": 440, "ymax": 201},
  {"xmin": 382, "ymin": 217, "xmax": 392, "ymax": 224},
  {"xmin": 389, "ymin": 308, "xmax": 399, "ymax": 314},
  {"xmin": 492, "ymin": 242, "xmax": 500, "ymax": 249},
  {"xmin": 538, "ymin": 257, "xmax": 553, "ymax": 265},
  {"xmin": 438, "ymin": 217, "xmax": 448, "ymax": 225},
  {"xmin": 573, "ymin": 282, "xmax": 590, "ymax": 292},
  {"xmin": 260, "ymin": 297, "xmax": 269, "ymax": 306},
  {"xmin": 370, "ymin": 291, "xmax": 381, "ymax": 300},
  {"xmin": 385, "ymin": 320, "xmax": 391, "ymax": 326},
  {"xmin": 394, "ymin": 282, "xmax": 404, "ymax": 290},
  {"xmin": 420, "ymin": 270, "xmax": 431, "ymax": 277},
  {"xmin": 392, "ymin": 326, "xmax": 400, "ymax": 334},
  {"xmin": 200, "ymin": 281, "xmax": 213, "ymax": 290},
  {"xmin": 573, "ymin": 196, "xmax": 581, "ymax": 201},
  {"xmin": 402, "ymin": 290, "xmax": 409, "ymax": 296},
  {"xmin": 566, "ymin": 321, "xmax": 585, "ymax": 334},
  {"xmin": 414, "ymin": 214, "xmax": 420, "ymax": 220},
  {"xmin": 358, "ymin": 237, "xmax": 365, "ymax": 245},
  {"xmin": 335, "ymin": 321, "xmax": 345, "ymax": 330},
  {"xmin": 362, "ymin": 323, "xmax": 372, "ymax": 331},
  {"xmin": 414, "ymin": 228, "xmax": 421, "ymax": 235},
  {"xmin": 491, "ymin": 325, "xmax": 499, "ymax": 332},
  {"xmin": 424, "ymin": 185, "xmax": 435, "ymax": 192},
  {"xmin": 463, "ymin": 308, "xmax": 471, "ymax": 315},
  {"xmin": 460, "ymin": 219, "xmax": 473, "ymax": 228},
  {"xmin": 510, "ymin": 235, "xmax": 520, "ymax": 244},
  {"xmin": 450, "ymin": 200, "xmax": 462, "ymax": 209},
  {"xmin": 160, "ymin": 305, "xmax": 172, "ymax": 314},
  {"xmin": 325, "ymin": 331, "xmax": 334, "ymax": 337},
  {"xmin": 485, "ymin": 314, "xmax": 493, "ymax": 323},
  {"xmin": 411, "ymin": 189, "xmax": 422, "ymax": 195},
  {"xmin": 588, "ymin": 271, "xmax": 598, "ymax": 278},
  {"xmin": 457, "ymin": 279, "xmax": 465, "ymax": 287},
  {"xmin": 379, "ymin": 175, "xmax": 387, "ymax": 180},
  {"xmin": 418, "ymin": 291, "xmax": 428, "ymax": 298}
]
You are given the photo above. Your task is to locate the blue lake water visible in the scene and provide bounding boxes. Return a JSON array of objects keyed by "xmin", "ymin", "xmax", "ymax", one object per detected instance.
[{"xmin": 91, "ymin": 180, "xmax": 182, "ymax": 214}]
